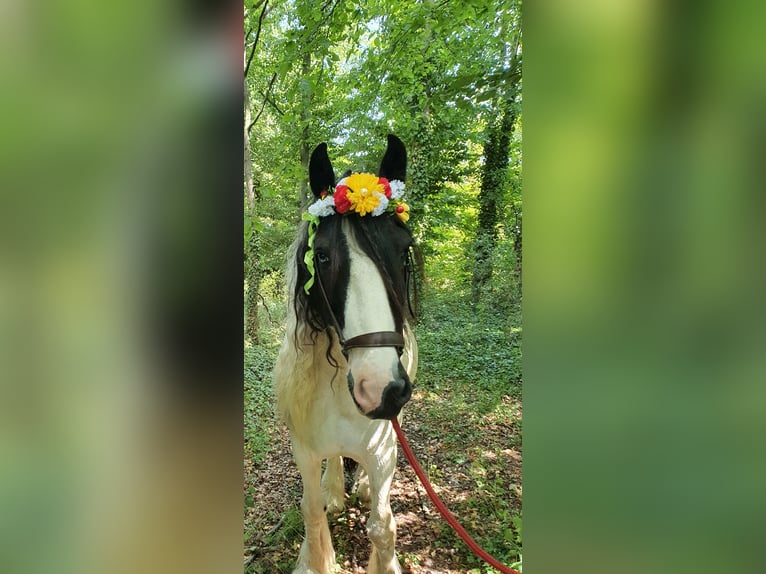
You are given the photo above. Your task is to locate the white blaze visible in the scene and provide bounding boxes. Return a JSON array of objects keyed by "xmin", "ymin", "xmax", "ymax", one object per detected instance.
[{"xmin": 342, "ymin": 222, "xmax": 400, "ymax": 415}]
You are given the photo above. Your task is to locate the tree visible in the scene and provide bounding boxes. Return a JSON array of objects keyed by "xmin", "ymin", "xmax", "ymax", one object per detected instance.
[
  {"xmin": 471, "ymin": 13, "xmax": 522, "ymax": 302},
  {"xmin": 472, "ymin": 96, "xmax": 519, "ymax": 301},
  {"xmin": 244, "ymin": 0, "xmax": 270, "ymax": 343}
]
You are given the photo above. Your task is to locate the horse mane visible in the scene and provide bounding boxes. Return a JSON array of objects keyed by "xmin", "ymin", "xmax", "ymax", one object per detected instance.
[
  {"xmin": 290, "ymin": 217, "xmax": 346, "ymax": 370},
  {"xmin": 273, "ymin": 228, "xmax": 345, "ymax": 436}
]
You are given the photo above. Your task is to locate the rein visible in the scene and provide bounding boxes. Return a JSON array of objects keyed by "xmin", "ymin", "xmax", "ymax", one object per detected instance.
[
  {"xmin": 308, "ymin": 230, "xmax": 515, "ymax": 570},
  {"xmin": 391, "ymin": 418, "xmax": 521, "ymax": 574},
  {"xmin": 313, "ymin": 252, "xmax": 405, "ymax": 357}
]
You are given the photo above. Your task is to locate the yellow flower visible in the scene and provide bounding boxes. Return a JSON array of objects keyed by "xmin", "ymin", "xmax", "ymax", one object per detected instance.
[
  {"xmin": 395, "ymin": 202, "xmax": 410, "ymax": 222},
  {"xmin": 348, "ymin": 188, "xmax": 381, "ymax": 216},
  {"xmin": 345, "ymin": 173, "xmax": 384, "ymax": 216}
]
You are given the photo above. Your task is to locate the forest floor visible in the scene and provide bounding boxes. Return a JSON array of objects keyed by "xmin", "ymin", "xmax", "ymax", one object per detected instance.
[{"xmin": 244, "ymin": 287, "xmax": 522, "ymax": 573}]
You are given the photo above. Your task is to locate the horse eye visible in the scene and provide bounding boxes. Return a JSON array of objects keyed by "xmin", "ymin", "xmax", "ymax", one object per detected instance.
[{"xmin": 316, "ymin": 251, "xmax": 330, "ymax": 265}]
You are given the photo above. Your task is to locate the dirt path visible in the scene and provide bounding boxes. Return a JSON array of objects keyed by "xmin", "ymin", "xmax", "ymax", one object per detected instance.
[{"xmin": 245, "ymin": 390, "xmax": 522, "ymax": 573}]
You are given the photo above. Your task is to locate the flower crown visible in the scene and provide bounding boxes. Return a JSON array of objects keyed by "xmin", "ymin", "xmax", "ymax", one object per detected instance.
[
  {"xmin": 301, "ymin": 173, "xmax": 410, "ymax": 294},
  {"xmin": 307, "ymin": 172, "xmax": 410, "ymax": 222}
]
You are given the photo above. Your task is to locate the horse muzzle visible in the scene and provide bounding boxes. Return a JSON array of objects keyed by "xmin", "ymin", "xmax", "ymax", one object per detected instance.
[{"xmin": 347, "ymin": 361, "xmax": 412, "ymax": 419}]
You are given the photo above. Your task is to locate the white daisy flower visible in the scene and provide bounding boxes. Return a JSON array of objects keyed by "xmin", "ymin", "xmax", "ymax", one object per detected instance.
[
  {"xmin": 389, "ymin": 179, "xmax": 405, "ymax": 199},
  {"xmin": 307, "ymin": 195, "xmax": 336, "ymax": 217}
]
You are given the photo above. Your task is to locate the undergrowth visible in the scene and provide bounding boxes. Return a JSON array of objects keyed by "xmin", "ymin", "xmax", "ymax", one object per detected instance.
[
  {"xmin": 409, "ymin": 282, "xmax": 522, "ymax": 573},
  {"xmin": 244, "ymin": 270, "xmax": 286, "ymax": 464},
  {"xmin": 417, "ymin": 282, "xmax": 521, "ymax": 394},
  {"xmin": 244, "ymin": 344, "xmax": 278, "ymax": 465}
]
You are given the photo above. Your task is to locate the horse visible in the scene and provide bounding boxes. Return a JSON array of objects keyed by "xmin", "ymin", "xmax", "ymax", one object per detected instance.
[{"xmin": 273, "ymin": 134, "xmax": 419, "ymax": 574}]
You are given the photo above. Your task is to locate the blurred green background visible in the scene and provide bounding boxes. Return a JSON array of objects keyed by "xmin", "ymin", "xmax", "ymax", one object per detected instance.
[
  {"xmin": 2, "ymin": 0, "xmax": 766, "ymax": 573},
  {"xmin": 525, "ymin": 1, "xmax": 766, "ymax": 573}
]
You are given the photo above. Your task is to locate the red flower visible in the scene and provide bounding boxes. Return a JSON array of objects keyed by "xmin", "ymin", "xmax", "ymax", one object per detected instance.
[
  {"xmin": 334, "ymin": 185, "xmax": 351, "ymax": 214},
  {"xmin": 379, "ymin": 177, "xmax": 392, "ymax": 199}
]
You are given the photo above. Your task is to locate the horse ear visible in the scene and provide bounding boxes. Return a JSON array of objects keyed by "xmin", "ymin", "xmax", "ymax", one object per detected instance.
[
  {"xmin": 309, "ymin": 143, "xmax": 336, "ymax": 198},
  {"xmin": 379, "ymin": 134, "xmax": 407, "ymax": 182}
]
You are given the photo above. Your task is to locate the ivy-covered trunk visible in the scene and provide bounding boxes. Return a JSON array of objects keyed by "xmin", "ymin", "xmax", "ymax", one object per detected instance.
[
  {"xmin": 512, "ymin": 200, "xmax": 522, "ymax": 291},
  {"xmin": 472, "ymin": 98, "xmax": 516, "ymax": 302},
  {"xmin": 245, "ymin": 231, "xmax": 260, "ymax": 344},
  {"xmin": 244, "ymin": 77, "xmax": 259, "ymax": 344}
]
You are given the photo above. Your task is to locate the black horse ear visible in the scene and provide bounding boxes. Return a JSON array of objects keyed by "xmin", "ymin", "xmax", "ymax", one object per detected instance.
[
  {"xmin": 379, "ymin": 134, "xmax": 407, "ymax": 182},
  {"xmin": 309, "ymin": 143, "xmax": 335, "ymax": 198}
]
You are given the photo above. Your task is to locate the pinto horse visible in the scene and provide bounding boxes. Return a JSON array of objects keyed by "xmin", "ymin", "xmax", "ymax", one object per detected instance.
[{"xmin": 274, "ymin": 135, "xmax": 418, "ymax": 574}]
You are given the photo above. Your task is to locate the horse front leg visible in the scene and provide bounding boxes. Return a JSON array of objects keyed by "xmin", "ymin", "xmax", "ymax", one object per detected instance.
[
  {"xmin": 363, "ymin": 434, "xmax": 402, "ymax": 574},
  {"xmin": 292, "ymin": 443, "xmax": 336, "ymax": 574}
]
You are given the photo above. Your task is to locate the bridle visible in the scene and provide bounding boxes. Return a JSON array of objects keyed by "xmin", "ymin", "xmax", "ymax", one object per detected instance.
[{"xmin": 313, "ymin": 252, "xmax": 406, "ymax": 359}]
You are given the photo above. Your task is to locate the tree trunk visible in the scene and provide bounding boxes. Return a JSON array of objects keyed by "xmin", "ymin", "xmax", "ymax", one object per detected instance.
[
  {"xmin": 472, "ymin": 98, "xmax": 516, "ymax": 302},
  {"xmin": 245, "ymin": 233, "xmax": 260, "ymax": 344},
  {"xmin": 245, "ymin": 79, "xmax": 255, "ymax": 213},
  {"xmin": 244, "ymin": 78, "xmax": 260, "ymax": 343},
  {"xmin": 405, "ymin": 5, "xmax": 434, "ymax": 241}
]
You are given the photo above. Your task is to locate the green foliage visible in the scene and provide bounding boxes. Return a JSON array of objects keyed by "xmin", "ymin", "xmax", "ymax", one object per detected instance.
[
  {"xmin": 254, "ymin": 270, "xmax": 288, "ymax": 347},
  {"xmin": 244, "ymin": 344, "xmax": 278, "ymax": 465},
  {"xmin": 417, "ymin": 286, "xmax": 520, "ymax": 402},
  {"xmin": 244, "ymin": 0, "xmax": 521, "ymax": 220}
]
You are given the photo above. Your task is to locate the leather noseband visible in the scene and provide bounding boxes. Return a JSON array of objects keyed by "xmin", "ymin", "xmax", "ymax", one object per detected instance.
[{"xmin": 344, "ymin": 331, "xmax": 405, "ymax": 352}]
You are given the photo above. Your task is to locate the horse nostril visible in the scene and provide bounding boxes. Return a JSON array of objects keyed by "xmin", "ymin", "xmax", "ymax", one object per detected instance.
[
  {"xmin": 397, "ymin": 376, "xmax": 412, "ymax": 403},
  {"xmin": 356, "ymin": 378, "xmax": 371, "ymax": 403},
  {"xmin": 387, "ymin": 374, "xmax": 411, "ymax": 406},
  {"xmin": 392, "ymin": 363, "xmax": 412, "ymax": 402}
]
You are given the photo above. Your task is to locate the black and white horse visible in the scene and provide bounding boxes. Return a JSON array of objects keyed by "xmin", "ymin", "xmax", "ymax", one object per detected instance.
[{"xmin": 274, "ymin": 135, "xmax": 418, "ymax": 574}]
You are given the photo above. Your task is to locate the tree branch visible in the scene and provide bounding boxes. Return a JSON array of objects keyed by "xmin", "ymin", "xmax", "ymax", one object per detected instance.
[
  {"xmin": 257, "ymin": 292, "xmax": 276, "ymax": 325},
  {"xmin": 257, "ymin": 87, "xmax": 284, "ymax": 117},
  {"xmin": 248, "ymin": 72, "xmax": 278, "ymax": 133},
  {"xmin": 245, "ymin": 0, "xmax": 269, "ymax": 77},
  {"xmin": 318, "ymin": 0, "xmax": 341, "ymax": 30}
]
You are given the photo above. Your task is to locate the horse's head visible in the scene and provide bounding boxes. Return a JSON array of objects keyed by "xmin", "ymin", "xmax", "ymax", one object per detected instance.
[{"xmin": 294, "ymin": 135, "xmax": 417, "ymax": 420}]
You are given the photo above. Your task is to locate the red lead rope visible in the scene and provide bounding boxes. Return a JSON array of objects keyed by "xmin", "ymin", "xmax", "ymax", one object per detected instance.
[{"xmin": 390, "ymin": 418, "xmax": 520, "ymax": 574}]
